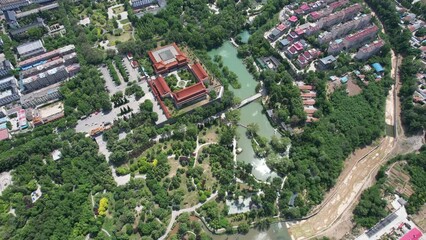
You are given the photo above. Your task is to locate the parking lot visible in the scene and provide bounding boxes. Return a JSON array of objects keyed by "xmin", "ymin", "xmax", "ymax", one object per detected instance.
[
  {"xmin": 122, "ymin": 57, "xmax": 140, "ymax": 82},
  {"xmin": 75, "ymin": 74, "xmax": 168, "ymax": 134}
]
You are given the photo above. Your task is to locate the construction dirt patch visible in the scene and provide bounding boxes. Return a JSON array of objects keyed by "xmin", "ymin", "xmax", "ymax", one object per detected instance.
[{"xmin": 288, "ymin": 86, "xmax": 398, "ymax": 239}]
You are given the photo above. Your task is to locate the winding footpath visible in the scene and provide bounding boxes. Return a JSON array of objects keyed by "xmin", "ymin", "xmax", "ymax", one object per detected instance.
[{"xmin": 158, "ymin": 192, "xmax": 218, "ymax": 240}]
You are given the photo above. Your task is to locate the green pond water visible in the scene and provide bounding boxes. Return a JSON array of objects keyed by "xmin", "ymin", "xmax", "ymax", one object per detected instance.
[
  {"xmin": 208, "ymin": 41, "xmax": 278, "ymax": 181},
  {"xmin": 238, "ymin": 30, "xmax": 251, "ymax": 44},
  {"xmin": 207, "ymin": 40, "xmax": 291, "ymax": 240}
]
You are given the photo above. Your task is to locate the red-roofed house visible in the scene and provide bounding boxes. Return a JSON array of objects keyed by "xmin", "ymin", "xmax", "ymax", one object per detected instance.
[
  {"xmin": 286, "ymin": 46, "xmax": 299, "ymax": 58},
  {"xmin": 148, "ymin": 43, "xmax": 188, "ymax": 74},
  {"xmin": 303, "ymin": 99, "xmax": 316, "ymax": 105},
  {"xmin": 309, "ymin": 11, "xmax": 321, "ymax": 21},
  {"xmin": 190, "ymin": 63, "xmax": 209, "ymax": 84},
  {"xmin": 304, "ymin": 107, "xmax": 317, "ymax": 114},
  {"xmin": 298, "ymin": 85, "xmax": 314, "ymax": 91},
  {"xmin": 0, "ymin": 129, "xmax": 10, "ymax": 141},
  {"xmin": 289, "ymin": 15, "xmax": 298, "ymax": 24},
  {"xmin": 172, "ymin": 82, "xmax": 207, "ymax": 108},
  {"xmin": 301, "ymin": 92, "xmax": 317, "ymax": 98},
  {"xmin": 300, "ymin": 4, "xmax": 310, "ymax": 12},
  {"xmin": 131, "ymin": 60, "xmax": 139, "ymax": 68},
  {"xmin": 294, "ymin": 42, "xmax": 304, "ymax": 51},
  {"xmin": 400, "ymin": 228, "xmax": 423, "ymax": 240}
]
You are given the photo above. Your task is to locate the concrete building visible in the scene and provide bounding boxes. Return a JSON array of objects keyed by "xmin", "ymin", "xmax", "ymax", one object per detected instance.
[
  {"xmin": 355, "ymin": 39, "xmax": 385, "ymax": 60},
  {"xmin": 148, "ymin": 43, "xmax": 188, "ymax": 74},
  {"xmin": 0, "ymin": 58, "xmax": 14, "ymax": 78},
  {"xmin": 296, "ymin": 49, "xmax": 321, "ymax": 69},
  {"xmin": 18, "ymin": 44, "xmax": 75, "ymax": 68},
  {"xmin": 16, "ymin": 40, "xmax": 46, "ymax": 60},
  {"xmin": 20, "ymin": 52, "xmax": 77, "ymax": 78},
  {"xmin": 20, "ymin": 83, "xmax": 61, "ymax": 108},
  {"xmin": 268, "ymin": 23, "xmax": 288, "ymax": 42},
  {"xmin": 9, "ymin": 17, "xmax": 45, "ymax": 38},
  {"xmin": 343, "ymin": 25, "xmax": 379, "ymax": 50},
  {"xmin": 0, "ymin": 76, "xmax": 20, "ymax": 107},
  {"xmin": 0, "ymin": 0, "xmax": 29, "ymax": 11},
  {"xmin": 131, "ymin": 0, "xmax": 156, "ymax": 9},
  {"xmin": 21, "ymin": 63, "xmax": 80, "ymax": 93},
  {"xmin": 318, "ymin": 3, "xmax": 362, "ymax": 29},
  {"xmin": 257, "ymin": 56, "xmax": 281, "ymax": 71},
  {"xmin": 318, "ymin": 14, "xmax": 371, "ymax": 44},
  {"xmin": 4, "ymin": 10, "xmax": 19, "ymax": 28},
  {"xmin": 317, "ymin": 55, "xmax": 336, "ymax": 70}
]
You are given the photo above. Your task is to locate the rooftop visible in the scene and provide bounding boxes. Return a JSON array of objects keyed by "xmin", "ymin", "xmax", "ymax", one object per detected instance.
[
  {"xmin": 319, "ymin": 55, "xmax": 336, "ymax": 64},
  {"xmin": 0, "ymin": 129, "xmax": 9, "ymax": 141},
  {"xmin": 172, "ymin": 82, "xmax": 206, "ymax": 103},
  {"xmin": 148, "ymin": 43, "xmax": 188, "ymax": 73},
  {"xmin": 345, "ymin": 25, "xmax": 378, "ymax": 43},
  {"xmin": 190, "ymin": 63, "xmax": 208, "ymax": 81},
  {"xmin": 152, "ymin": 76, "xmax": 171, "ymax": 97},
  {"xmin": 16, "ymin": 40, "xmax": 44, "ymax": 56}
]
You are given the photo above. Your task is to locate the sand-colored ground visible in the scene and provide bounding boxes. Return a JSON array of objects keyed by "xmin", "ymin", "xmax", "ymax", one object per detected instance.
[{"xmin": 287, "ymin": 53, "xmax": 410, "ymax": 240}]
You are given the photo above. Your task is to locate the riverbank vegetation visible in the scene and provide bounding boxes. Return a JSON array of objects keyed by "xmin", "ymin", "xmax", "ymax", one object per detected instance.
[{"xmin": 353, "ymin": 146, "xmax": 426, "ymax": 229}]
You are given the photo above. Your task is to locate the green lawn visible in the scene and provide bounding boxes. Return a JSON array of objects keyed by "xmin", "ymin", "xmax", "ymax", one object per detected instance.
[
  {"xmin": 106, "ymin": 31, "xmax": 132, "ymax": 46},
  {"xmin": 120, "ymin": 19, "xmax": 130, "ymax": 25},
  {"xmin": 112, "ymin": 5, "xmax": 125, "ymax": 14}
]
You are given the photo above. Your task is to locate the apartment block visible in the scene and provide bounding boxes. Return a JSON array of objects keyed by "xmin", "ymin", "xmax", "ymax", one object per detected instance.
[
  {"xmin": 355, "ymin": 39, "xmax": 385, "ymax": 60},
  {"xmin": 0, "ymin": 76, "xmax": 20, "ymax": 107},
  {"xmin": 318, "ymin": 14, "xmax": 371, "ymax": 44},
  {"xmin": 343, "ymin": 25, "xmax": 379, "ymax": 50},
  {"xmin": 22, "ymin": 63, "xmax": 80, "ymax": 93}
]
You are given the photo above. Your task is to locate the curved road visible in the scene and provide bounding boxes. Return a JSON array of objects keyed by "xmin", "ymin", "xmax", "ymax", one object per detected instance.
[{"xmin": 158, "ymin": 192, "xmax": 218, "ymax": 240}]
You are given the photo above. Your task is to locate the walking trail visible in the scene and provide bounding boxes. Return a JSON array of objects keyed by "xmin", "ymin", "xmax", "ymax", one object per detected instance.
[{"xmin": 158, "ymin": 192, "xmax": 218, "ymax": 240}]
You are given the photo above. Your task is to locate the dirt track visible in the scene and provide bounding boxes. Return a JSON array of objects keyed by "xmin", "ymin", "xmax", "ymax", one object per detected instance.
[{"xmin": 287, "ymin": 53, "xmax": 412, "ymax": 239}]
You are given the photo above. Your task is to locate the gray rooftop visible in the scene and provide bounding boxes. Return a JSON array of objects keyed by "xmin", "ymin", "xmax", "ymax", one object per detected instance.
[
  {"xmin": 16, "ymin": 40, "xmax": 44, "ymax": 55},
  {"xmin": 319, "ymin": 55, "xmax": 336, "ymax": 64}
]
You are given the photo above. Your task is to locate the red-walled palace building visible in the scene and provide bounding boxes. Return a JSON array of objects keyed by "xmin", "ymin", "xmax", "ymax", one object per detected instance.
[{"xmin": 148, "ymin": 43, "xmax": 188, "ymax": 74}]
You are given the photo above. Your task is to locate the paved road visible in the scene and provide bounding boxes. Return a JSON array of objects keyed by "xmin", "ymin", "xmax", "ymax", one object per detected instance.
[{"xmin": 158, "ymin": 192, "xmax": 218, "ymax": 240}]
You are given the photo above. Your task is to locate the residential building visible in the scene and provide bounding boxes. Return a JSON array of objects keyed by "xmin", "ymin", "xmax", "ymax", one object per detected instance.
[
  {"xmin": 17, "ymin": 40, "xmax": 46, "ymax": 60},
  {"xmin": 0, "ymin": 128, "xmax": 10, "ymax": 141},
  {"xmin": 256, "ymin": 56, "xmax": 281, "ymax": 71},
  {"xmin": 4, "ymin": 10, "xmax": 19, "ymax": 29},
  {"xmin": 9, "ymin": 17, "xmax": 45, "ymax": 38},
  {"xmin": 372, "ymin": 63, "xmax": 384, "ymax": 73},
  {"xmin": 268, "ymin": 23, "xmax": 288, "ymax": 41},
  {"xmin": 18, "ymin": 44, "xmax": 75, "ymax": 68},
  {"xmin": 317, "ymin": 55, "xmax": 336, "ymax": 70},
  {"xmin": 21, "ymin": 63, "xmax": 80, "ymax": 93},
  {"xmin": 17, "ymin": 108, "xmax": 28, "ymax": 129},
  {"xmin": 278, "ymin": 39, "xmax": 291, "ymax": 49},
  {"xmin": 148, "ymin": 43, "xmax": 188, "ymax": 74},
  {"xmin": 131, "ymin": 0, "xmax": 157, "ymax": 9},
  {"xmin": 296, "ymin": 49, "xmax": 321, "ymax": 69},
  {"xmin": 355, "ymin": 39, "xmax": 385, "ymax": 60},
  {"xmin": 318, "ymin": 14, "xmax": 371, "ymax": 44},
  {"xmin": 0, "ymin": 76, "xmax": 20, "ymax": 107},
  {"xmin": 0, "ymin": 59, "xmax": 14, "ymax": 79},
  {"xmin": 327, "ymin": 39, "xmax": 344, "ymax": 55},
  {"xmin": 0, "ymin": 0, "xmax": 29, "ymax": 11},
  {"xmin": 343, "ymin": 25, "xmax": 379, "ymax": 50},
  {"xmin": 20, "ymin": 52, "xmax": 77, "ymax": 78},
  {"xmin": 286, "ymin": 41, "xmax": 305, "ymax": 59},
  {"xmin": 318, "ymin": 3, "xmax": 362, "ymax": 29},
  {"xmin": 20, "ymin": 83, "xmax": 61, "ymax": 108}
]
